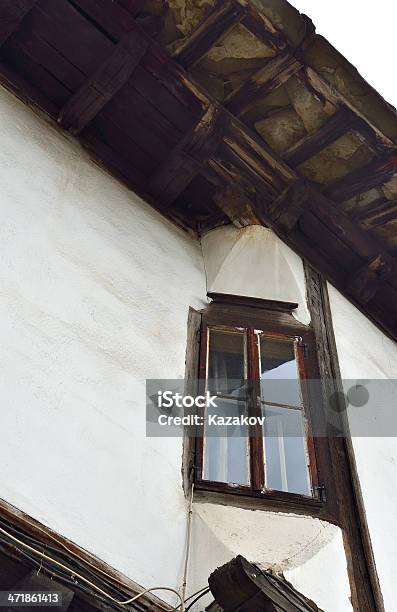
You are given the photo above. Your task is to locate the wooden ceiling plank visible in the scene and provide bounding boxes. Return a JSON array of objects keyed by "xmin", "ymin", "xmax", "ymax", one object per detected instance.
[
  {"xmin": 58, "ymin": 31, "xmax": 148, "ymax": 135},
  {"xmin": 0, "ymin": 0, "xmax": 38, "ymax": 48},
  {"xmin": 225, "ymin": 53, "xmax": 302, "ymax": 116},
  {"xmin": 68, "ymin": 0, "xmax": 134, "ymax": 41},
  {"xmin": 325, "ymin": 154, "xmax": 397, "ymax": 202},
  {"xmin": 173, "ymin": 0, "xmax": 246, "ymax": 69}
]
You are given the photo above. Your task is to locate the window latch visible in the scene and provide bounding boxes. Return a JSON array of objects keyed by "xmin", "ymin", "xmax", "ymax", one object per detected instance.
[{"xmin": 314, "ymin": 483, "xmax": 327, "ymax": 503}]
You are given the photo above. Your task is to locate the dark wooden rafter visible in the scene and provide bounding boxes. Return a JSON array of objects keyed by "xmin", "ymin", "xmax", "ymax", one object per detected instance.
[
  {"xmin": 149, "ymin": 104, "xmax": 230, "ymax": 207},
  {"xmin": 346, "ymin": 255, "xmax": 393, "ymax": 304},
  {"xmin": 225, "ymin": 53, "xmax": 302, "ymax": 116},
  {"xmin": 58, "ymin": 30, "xmax": 148, "ymax": 134},
  {"xmin": 282, "ymin": 106, "xmax": 381, "ymax": 168},
  {"xmin": 0, "ymin": 0, "xmax": 38, "ymax": 47},
  {"xmin": 326, "ymin": 154, "xmax": 397, "ymax": 203},
  {"xmin": 172, "ymin": 0, "xmax": 246, "ymax": 69}
]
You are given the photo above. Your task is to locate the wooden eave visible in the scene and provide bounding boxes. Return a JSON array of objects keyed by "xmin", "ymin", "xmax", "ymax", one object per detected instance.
[{"xmin": 1, "ymin": 0, "xmax": 397, "ymax": 340}]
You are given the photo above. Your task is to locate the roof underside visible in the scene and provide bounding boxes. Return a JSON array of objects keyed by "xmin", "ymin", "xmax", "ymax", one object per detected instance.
[{"xmin": 1, "ymin": 0, "xmax": 397, "ymax": 339}]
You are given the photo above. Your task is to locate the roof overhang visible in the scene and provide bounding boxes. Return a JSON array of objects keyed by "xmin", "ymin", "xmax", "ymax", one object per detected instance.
[{"xmin": 1, "ymin": 0, "xmax": 396, "ymax": 339}]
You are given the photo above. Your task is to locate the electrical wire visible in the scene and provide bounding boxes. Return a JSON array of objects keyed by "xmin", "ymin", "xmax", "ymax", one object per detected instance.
[
  {"xmin": 0, "ymin": 525, "xmax": 182, "ymax": 610},
  {"xmin": 185, "ymin": 589, "xmax": 211, "ymax": 612},
  {"xmin": 180, "ymin": 482, "xmax": 195, "ymax": 611}
]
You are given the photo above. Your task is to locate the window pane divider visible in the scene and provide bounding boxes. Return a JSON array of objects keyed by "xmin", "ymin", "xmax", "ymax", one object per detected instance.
[{"xmin": 247, "ymin": 328, "xmax": 265, "ymax": 491}]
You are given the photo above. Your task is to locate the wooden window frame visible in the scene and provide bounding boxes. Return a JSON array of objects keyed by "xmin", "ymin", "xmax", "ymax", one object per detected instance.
[{"xmin": 188, "ymin": 293, "xmax": 334, "ymax": 517}]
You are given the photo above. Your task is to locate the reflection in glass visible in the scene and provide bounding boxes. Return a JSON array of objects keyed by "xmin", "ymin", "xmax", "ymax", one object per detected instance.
[
  {"xmin": 259, "ymin": 334, "xmax": 312, "ymax": 496},
  {"xmin": 207, "ymin": 329, "xmax": 246, "ymax": 395},
  {"xmin": 203, "ymin": 398, "xmax": 250, "ymax": 485}
]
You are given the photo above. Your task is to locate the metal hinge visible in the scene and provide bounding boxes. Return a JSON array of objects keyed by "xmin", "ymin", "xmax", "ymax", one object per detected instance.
[
  {"xmin": 314, "ymin": 483, "xmax": 327, "ymax": 503},
  {"xmin": 303, "ymin": 343, "xmax": 310, "ymax": 358}
]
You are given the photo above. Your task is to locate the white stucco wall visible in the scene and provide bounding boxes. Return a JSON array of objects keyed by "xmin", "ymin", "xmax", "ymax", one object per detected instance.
[
  {"xmin": 0, "ymin": 84, "xmax": 352, "ymax": 611},
  {"xmin": 328, "ymin": 285, "xmax": 397, "ymax": 612},
  {"xmin": 0, "ymin": 86, "xmax": 208, "ymax": 600}
]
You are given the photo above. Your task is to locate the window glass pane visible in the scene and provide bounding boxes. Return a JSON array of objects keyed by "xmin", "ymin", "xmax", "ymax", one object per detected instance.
[
  {"xmin": 259, "ymin": 335, "xmax": 301, "ymax": 408},
  {"xmin": 207, "ymin": 329, "xmax": 246, "ymax": 396},
  {"xmin": 259, "ymin": 335, "xmax": 312, "ymax": 497},
  {"xmin": 203, "ymin": 398, "xmax": 250, "ymax": 486},
  {"xmin": 263, "ymin": 406, "xmax": 311, "ymax": 496}
]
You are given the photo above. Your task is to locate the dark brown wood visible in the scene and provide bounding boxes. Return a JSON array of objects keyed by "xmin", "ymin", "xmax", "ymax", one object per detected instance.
[
  {"xmin": 325, "ymin": 154, "xmax": 397, "ymax": 202},
  {"xmin": 305, "ymin": 264, "xmax": 384, "ymax": 612},
  {"xmin": 209, "ymin": 556, "xmax": 322, "ymax": 612},
  {"xmin": 267, "ymin": 180, "xmax": 308, "ymax": 233},
  {"xmin": 208, "ymin": 292, "xmax": 298, "ymax": 312},
  {"xmin": 225, "ymin": 54, "xmax": 301, "ymax": 116},
  {"xmin": 283, "ymin": 106, "xmax": 387, "ymax": 168},
  {"xmin": 58, "ymin": 31, "xmax": 148, "ymax": 134},
  {"xmin": 237, "ymin": 0, "xmax": 289, "ymax": 52},
  {"xmin": 0, "ymin": 0, "xmax": 38, "ymax": 47},
  {"xmin": 283, "ymin": 107, "xmax": 353, "ymax": 167},
  {"xmin": 173, "ymin": 0, "xmax": 246, "ymax": 69},
  {"xmin": 194, "ymin": 486, "xmax": 328, "ymax": 519},
  {"xmin": 149, "ymin": 105, "xmax": 229, "ymax": 206},
  {"xmin": 346, "ymin": 255, "xmax": 393, "ymax": 304},
  {"xmin": 182, "ymin": 307, "xmax": 202, "ymax": 496},
  {"xmin": 247, "ymin": 327, "xmax": 265, "ymax": 491}
]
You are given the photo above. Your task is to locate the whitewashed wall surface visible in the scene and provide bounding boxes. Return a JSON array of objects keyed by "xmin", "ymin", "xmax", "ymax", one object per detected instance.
[{"xmin": 0, "ymin": 85, "xmax": 353, "ymax": 611}]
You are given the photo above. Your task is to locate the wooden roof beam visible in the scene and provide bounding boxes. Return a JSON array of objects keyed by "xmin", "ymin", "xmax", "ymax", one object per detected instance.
[
  {"xmin": 0, "ymin": 0, "xmax": 38, "ymax": 47},
  {"xmin": 283, "ymin": 107, "xmax": 357, "ymax": 167},
  {"xmin": 225, "ymin": 53, "xmax": 301, "ymax": 116},
  {"xmin": 148, "ymin": 105, "xmax": 229, "ymax": 207},
  {"xmin": 347, "ymin": 256, "xmax": 393, "ymax": 304},
  {"xmin": 325, "ymin": 154, "xmax": 397, "ymax": 202},
  {"xmin": 172, "ymin": 0, "xmax": 246, "ymax": 69},
  {"xmin": 58, "ymin": 30, "xmax": 148, "ymax": 135}
]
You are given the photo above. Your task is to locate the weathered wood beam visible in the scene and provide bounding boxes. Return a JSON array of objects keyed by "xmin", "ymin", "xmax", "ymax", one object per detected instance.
[
  {"xmin": 225, "ymin": 53, "xmax": 301, "ymax": 116},
  {"xmin": 346, "ymin": 255, "xmax": 393, "ymax": 304},
  {"xmin": 325, "ymin": 154, "xmax": 397, "ymax": 202},
  {"xmin": 283, "ymin": 107, "xmax": 354, "ymax": 167},
  {"xmin": 0, "ymin": 0, "xmax": 38, "ymax": 47},
  {"xmin": 149, "ymin": 105, "xmax": 229, "ymax": 207},
  {"xmin": 235, "ymin": 0, "xmax": 289, "ymax": 52},
  {"xmin": 267, "ymin": 180, "xmax": 308, "ymax": 232},
  {"xmin": 302, "ymin": 66, "xmax": 395, "ymax": 148},
  {"xmin": 58, "ymin": 30, "xmax": 148, "ymax": 135},
  {"xmin": 173, "ymin": 0, "xmax": 246, "ymax": 69}
]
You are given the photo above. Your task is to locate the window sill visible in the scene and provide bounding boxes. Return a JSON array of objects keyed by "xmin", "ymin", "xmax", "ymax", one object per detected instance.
[{"xmin": 194, "ymin": 482, "xmax": 332, "ymax": 521}]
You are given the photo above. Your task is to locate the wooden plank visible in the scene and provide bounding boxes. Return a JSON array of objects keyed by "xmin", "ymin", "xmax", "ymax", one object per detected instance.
[
  {"xmin": 225, "ymin": 53, "xmax": 301, "ymax": 116},
  {"xmin": 31, "ymin": 0, "xmax": 114, "ymax": 75},
  {"xmin": 149, "ymin": 105, "xmax": 229, "ymax": 206},
  {"xmin": 59, "ymin": 31, "xmax": 148, "ymax": 134},
  {"xmin": 68, "ymin": 0, "xmax": 137, "ymax": 40},
  {"xmin": 0, "ymin": 0, "xmax": 38, "ymax": 47},
  {"xmin": 325, "ymin": 154, "xmax": 397, "ymax": 202},
  {"xmin": 283, "ymin": 107, "xmax": 354, "ymax": 167},
  {"xmin": 173, "ymin": 0, "xmax": 246, "ymax": 69},
  {"xmin": 2, "ymin": 38, "xmax": 72, "ymax": 108},
  {"xmin": 182, "ymin": 307, "xmax": 202, "ymax": 495}
]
